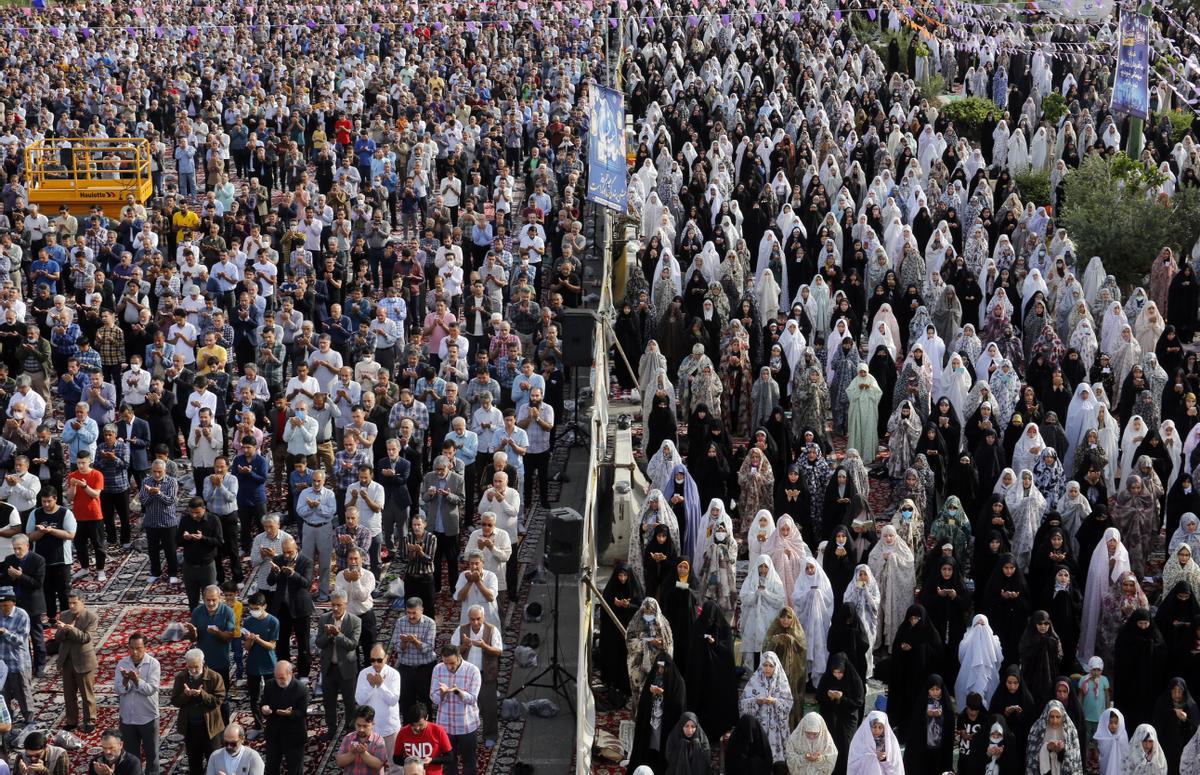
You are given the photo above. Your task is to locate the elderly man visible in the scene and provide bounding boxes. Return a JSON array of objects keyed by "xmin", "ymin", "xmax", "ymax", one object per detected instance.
[
  {"xmin": 202, "ymin": 456, "xmax": 241, "ymax": 585},
  {"xmin": 298, "ymin": 469, "xmax": 337, "ymax": 600},
  {"xmin": 3, "ymin": 535, "xmax": 46, "ymax": 676},
  {"xmin": 88, "ymin": 729, "xmax": 143, "ymax": 775},
  {"xmin": 56, "ymin": 591, "xmax": 100, "ymax": 732},
  {"xmin": 8, "ymin": 375, "xmax": 47, "ymax": 424},
  {"xmin": 453, "ymin": 551, "xmax": 499, "ymax": 628},
  {"xmin": 0, "ymin": 455, "xmax": 40, "ymax": 518},
  {"xmin": 205, "ymin": 723, "xmax": 264, "ymax": 775},
  {"xmin": 85, "ymin": 371, "xmax": 118, "ymax": 427},
  {"xmin": 465, "ymin": 512, "xmax": 513, "ymax": 612},
  {"xmin": 346, "ymin": 464, "xmax": 386, "ymax": 575},
  {"xmin": 419, "ymin": 456, "xmax": 464, "ymax": 594},
  {"xmin": 184, "ymin": 585, "xmax": 236, "ymax": 724},
  {"xmin": 450, "ymin": 605, "xmax": 503, "ymax": 748},
  {"xmin": 0, "ymin": 587, "xmax": 34, "ymax": 724},
  {"xmin": 267, "ymin": 538, "xmax": 315, "ymax": 681},
  {"xmin": 317, "ymin": 590, "xmax": 362, "ymax": 742},
  {"xmin": 262, "ymin": 661, "xmax": 308, "ymax": 775},
  {"xmin": 170, "ymin": 648, "xmax": 226, "ymax": 775},
  {"xmin": 62, "ymin": 401, "xmax": 100, "ymax": 459},
  {"xmin": 355, "ymin": 642, "xmax": 403, "ymax": 766},
  {"xmin": 334, "ymin": 546, "xmax": 377, "ymax": 658},
  {"xmin": 138, "ymin": 460, "xmax": 181, "ymax": 585},
  {"xmin": 115, "ymin": 633, "xmax": 161, "ymax": 775},
  {"xmin": 476, "ymin": 470, "xmax": 522, "ymax": 600},
  {"xmin": 248, "ymin": 514, "xmax": 291, "ymax": 605}
]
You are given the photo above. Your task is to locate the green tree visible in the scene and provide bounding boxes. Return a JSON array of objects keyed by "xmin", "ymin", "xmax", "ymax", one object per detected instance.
[{"xmin": 1060, "ymin": 153, "xmax": 1200, "ymax": 288}]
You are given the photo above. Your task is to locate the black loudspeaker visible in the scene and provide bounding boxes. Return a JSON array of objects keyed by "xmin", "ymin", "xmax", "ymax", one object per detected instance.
[
  {"xmin": 556, "ymin": 308, "xmax": 598, "ymax": 368},
  {"xmin": 545, "ymin": 508, "xmax": 584, "ymax": 575}
]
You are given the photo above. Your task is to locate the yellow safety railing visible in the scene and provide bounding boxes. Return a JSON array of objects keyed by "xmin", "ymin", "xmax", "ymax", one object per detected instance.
[{"xmin": 23, "ymin": 137, "xmax": 153, "ymax": 215}]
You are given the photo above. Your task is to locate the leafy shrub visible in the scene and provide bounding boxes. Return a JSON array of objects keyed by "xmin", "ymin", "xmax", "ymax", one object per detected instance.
[
  {"xmin": 919, "ymin": 75, "xmax": 946, "ymax": 105},
  {"xmin": 1157, "ymin": 110, "xmax": 1194, "ymax": 143},
  {"xmin": 940, "ymin": 97, "xmax": 1002, "ymax": 140},
  {"xmin": 1041, "ymin": 92, "xmax": 1067, "ymax": 125},
  {"xmin": 1060, "ymin": 153, "xmax": 1200, "ymax": 289},
  {"xmin": 1014, "ymin": 171, "xmax": 1052, "ymax": 208}
]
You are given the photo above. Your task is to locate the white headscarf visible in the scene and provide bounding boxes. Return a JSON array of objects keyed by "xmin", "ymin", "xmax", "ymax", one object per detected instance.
[
  {"xmin": 1079, "ymin": 527, "xmax": 1131, "ymax": 662},
  {"xmin": 1124, "ymin": 724, "xmax": 1167, "ymax": 775},
  {"xmin": 794, "ymin": 555, "xmax": 835, "ymax": 686},
  {"xmin": 739, "ymin": 554, "xmax": 789, "ymax": 654},
  {"xmin": 955, "ymin": 614, "xmax": 1004, "ymax": 708},
  {"xmin": 1094, "ymin": 709, "xmax": 1130, "ymax": 775},
  {"xmin": 847, "ymin": 711, "xmax": 903, "ymax": 775},
  {"xmin": 786, "ymin": 712, "xmax": 838, "ymax": 775}
]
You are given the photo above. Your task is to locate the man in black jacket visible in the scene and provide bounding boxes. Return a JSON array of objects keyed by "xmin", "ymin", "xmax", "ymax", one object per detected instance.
[
  {"xmin": 267, "ymin": 537, "xmax": 315, "ymax": 679},
  {"xmin": 3, "ymin": 534, "xmax": 46, "ymax": 676},
  {"xmin": 88, "ymin": 729, "xmax": 143, "ymax": 775},
  {"xmin": 176, "ymin": 497, "xmax": 223, "ymax": 611},
  {"xmin": 262, "ymin": 660, "xmax": 308, "ymax": 775},
  {"xmin": 28, "ymin": 424, "xmax": 65, "ymax": 492}
]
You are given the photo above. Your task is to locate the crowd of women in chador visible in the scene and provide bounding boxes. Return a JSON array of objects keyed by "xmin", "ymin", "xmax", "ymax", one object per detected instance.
[{"xmin": 598, "ymin": 0, "xmax": 1200, "ymax": 772}]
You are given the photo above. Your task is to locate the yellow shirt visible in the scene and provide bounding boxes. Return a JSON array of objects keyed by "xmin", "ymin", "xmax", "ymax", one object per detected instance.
[
  {"xmin": 196, "ymin": 344, "xmax": 228, "ymax": 374},
  {"xmin": 226, "ymin": 598, "xmax": 243, "ymax": 636},
  {"xmin": 172, "ymin": 209, "xmax": 200, "ymax": 241}
]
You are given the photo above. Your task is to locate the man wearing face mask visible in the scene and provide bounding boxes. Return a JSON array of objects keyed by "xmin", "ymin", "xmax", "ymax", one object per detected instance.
[
  {"xmin": 88, "ymin": 730, "xmax": 141, "ymax": 775},
  {"xmin": 170, "ymin": 649, "xmax": 226, "ymax": 775}
]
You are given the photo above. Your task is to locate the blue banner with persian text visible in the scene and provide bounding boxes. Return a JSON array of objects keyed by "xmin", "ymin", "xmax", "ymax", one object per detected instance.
[
  {"xmin": 587, "ymin": 84, "xmax": 627, "ymax": 212},
  {"xmin": 1112, "ymin": 11, "xmax": 1150, "ymax": 119}
]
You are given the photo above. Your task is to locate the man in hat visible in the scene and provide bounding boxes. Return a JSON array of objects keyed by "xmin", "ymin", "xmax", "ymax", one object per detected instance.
[{"xmin": 0, "ymin": 586, "xmax": 33, "ymax": 724}]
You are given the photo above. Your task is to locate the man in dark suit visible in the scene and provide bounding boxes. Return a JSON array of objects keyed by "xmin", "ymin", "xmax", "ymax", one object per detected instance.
[
  {"xmin": 267, "ymin": 537, "xmax": 314, "ymax": 679},
  {"xmin": 116, "ymin": 405, "xmax": 152, "ymax": 487},
  {"xmin": 3, "ymin": 534, "xmax": 46, "ymax": 675},
  {"xmin": 262, "ymin": 660, "xmax": 308, "ymax": 775},
  {"xmin": 418, "ymin": 455, "xmax": 464, "ymax": 594},
  {"xmin": 315, "ymin": 590, "xmax": 362, "ymax": 742},
  {"xmin": 28, "ymin": 424, "xmax": 65, "ymax": 491}
]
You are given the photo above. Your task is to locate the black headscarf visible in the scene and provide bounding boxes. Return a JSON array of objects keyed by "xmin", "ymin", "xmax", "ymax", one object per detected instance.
[
  {"xmin": 599, "ymin": 562, "xmax": 644, "ymax": 697},
  {"xmin": 722, "ymin": 714, "xmax": 774, "ymax": 775},
  {"xmin": 1152, "ymin": 676, "xmax": 1200, "ymax": 775},
  {"xmin": 987, "ymin": 665, "xmax": 1037, "ymax": 741},
  {"xmin": 817, "ymin": 652, "xmax": 865, "ymax": 775},
  {"xmin": 888, "ymin": 604, "xmax": 945, "ymax": 744},
  {"xmin": 628, "ymin": 653, "xmax": 689, "ymax": 773},
  {"xmin": 1114, "ymin": 608, "xmax": 1168, "ymax": 728},
  {"xmin": 663, "ymin": 711, "xmax": 712, "ymax": 775},
  {"xmin": 962, "ymin": 714, "xmax": 1023, "ymax": 775},
  {"xmin": 826, "ymin": 602, "xmax": 872, "ymax": 684},
  {"xmin": 902, "ymin": 673, "xmax": 957, "ymax": 773},
  {"xmin": 1017, "ymin": 610, "xmax": 1062, "ymax": 706},
  {"xmin": 685, "ymin": 601, "xmax": 739, "ymax": 740}
]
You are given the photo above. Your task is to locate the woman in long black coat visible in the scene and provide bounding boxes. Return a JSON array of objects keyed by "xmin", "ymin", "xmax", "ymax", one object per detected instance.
[
  {"xmin": 598, "ymin": 562, "xmax": 643, "ymax": 703},
  {"xmin": 1114, "ymin": 608, "xmax": 1168, "ymax": 728},
  {"xmin": 817, "ymin": 652, "xmax": 865, "ymax": 775},
  {"xmin": 685, "ymin": 601, "xmax": 739, "ymax": 741},
  {"xmin": 888, "ymin": 604, "xmax": 945, "ymax": 740},
  {"xmin": 1152, "ymin": 676, "xmax": 1200, "ymax": 775},
  {"xmin": 902, "ymin": 674, "xmax": 957, "ymax": 774},
  {"xmin": 656, "ymin": 558, "xmax": 700, "ymax": 677},
  {"xmin": 826, "ymin": 603, "xmax": 872, "ymax": 684},
  {"xmin": 628, "ymin": 653, "xmax": 688, "ymax": 773},
  {"xmin": 1017, "ymin": 610, "xmax": 1063, "ymax": 707},
  {"xmin": 987, "ymin": 665, "xmax": 1037, "ymax": 742},
  {"xmin": 962, "ymin": 714, "xmax": 1024, "ymax": 775},
  {"xmin": 919, "ymin": 558, "xmax": 971, "ymax": 688},
  {"xmin": 723, "ymin": 714, "xmax": 774, "ymax": 775},
  {"xmin": 980, "ymin": 554, "xmax": 1031, "ymax": 668}
]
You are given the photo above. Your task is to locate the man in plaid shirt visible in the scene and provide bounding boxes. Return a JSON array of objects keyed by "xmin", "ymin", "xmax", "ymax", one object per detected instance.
[
  {"xmin": 93, "ymin": 310, "xmax": 126, "ymax": 396},
  {"xmin": 429, "ymin": 644, "xmax": 481, "ymax": 775}
]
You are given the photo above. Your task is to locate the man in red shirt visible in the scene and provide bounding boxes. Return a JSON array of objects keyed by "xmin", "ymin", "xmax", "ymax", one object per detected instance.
[
  {"xmin": 392, "ymin": 703, "xmax": 453, "ymax": 775},
  {"xmin": 66, "ymin": 451, "xmax": 107, "ymax": 582},
  {"xmin": 335, "ymin": 115, "xmax": 354, "ymax": 152}
]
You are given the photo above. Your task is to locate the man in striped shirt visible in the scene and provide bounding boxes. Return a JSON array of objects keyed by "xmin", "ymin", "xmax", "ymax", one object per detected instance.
[{"xmin": 392, "ymin": 597, "xmax": 437, "ymax": 726}]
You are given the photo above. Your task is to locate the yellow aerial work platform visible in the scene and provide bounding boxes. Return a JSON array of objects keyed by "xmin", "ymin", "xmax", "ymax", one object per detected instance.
[{"xmin": 24, "ymin": 137, "xmax": 153, "ymax": 218}]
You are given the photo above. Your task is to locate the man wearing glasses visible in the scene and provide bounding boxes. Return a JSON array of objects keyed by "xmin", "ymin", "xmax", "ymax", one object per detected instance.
[{"xmin": 354, "ymin": 643, "xmax": 403, "ymax": 771}]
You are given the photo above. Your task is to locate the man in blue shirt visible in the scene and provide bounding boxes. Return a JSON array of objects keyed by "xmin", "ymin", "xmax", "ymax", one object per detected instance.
[
  {"xmin": 184, "ymin": 584, "xmax": 235, "ymax": 724},
  {"xmin": 28, "ymin": 251, "xmax": 61, "ymax": 294},
  {"xmin": 241, "ymin": 591, "xmax": 280, "ymax": 734},
  {"xmin": 55, "ymin": 358, "xmax": 89, "ymax": 407},
  {"xmin": 297, "ymin": 470, "xmax": 337, "ymax": 602},
  {"xmin": 233, "ymin": 437, "xmax": 269, "ymax": 555},
  {"xmin": 354, "ymin": 131, "xmax": 376, "ymax": 181}
]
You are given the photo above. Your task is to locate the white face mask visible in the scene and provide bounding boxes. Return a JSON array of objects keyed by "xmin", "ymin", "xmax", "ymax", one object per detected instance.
[
  {"xmin": 250, "ymin": 608, "xmax": 267, "ymax": 620},
  {"xmin": 642, "ymin": 614, "xmax": 656, "ymax": 623}
]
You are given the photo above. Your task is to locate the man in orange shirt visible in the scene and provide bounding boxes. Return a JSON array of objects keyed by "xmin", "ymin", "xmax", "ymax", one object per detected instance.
[{"xmin": 66, "ymin": 451, "xmax": 107, "ymax": 583}]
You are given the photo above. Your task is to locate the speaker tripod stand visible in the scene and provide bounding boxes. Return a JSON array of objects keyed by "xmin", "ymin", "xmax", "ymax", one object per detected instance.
[
  {"xmin": 556, "ymin": 365, "xmax": 591, "ymax": 449},
  {"xmin": 506, "ymin": 571, "xmax": 576, "ymax": 716}
]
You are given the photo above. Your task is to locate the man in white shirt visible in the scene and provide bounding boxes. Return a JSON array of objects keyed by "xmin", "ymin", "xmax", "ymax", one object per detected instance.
[
  {"xmin": 121, "ymin": 355, "xmax": 151, "ymax": 407},
  {"xmin": 285, "ymin": 363, "xmax": 321, "ymax": 410},
  {"xmin": 300, "ymin": 210, "xmax": 325, "ymax": 257},
  {"xmin": 465, "ymin": 511, "xmax": 513, "ymax": 604},
  {"xmin": 449, "ymin": 604, "xmax": 503, "ymax": 747},
  {"xmin": 167, "ymin": 310, "xmax": 198, "ymax": 365},
  {"xmin": 334, "ymin": 546, "xmax": 377, "ymax": 657},
  {"xmin": 330, "ymin": 367, "xmax": 362, "ymax": 431},
  {"xmin": 189, "ymin": 408, "xmax": 224, "ymax": 495},
  {"xmin": 453, "ymin": 552, "xmax": 499, "ymax": 627},
  {"xmin": 235, "ymin": 363, "xmax": 271, "ymax": 403},
  {"xmin": 0, "ymin": 455, "xmax": 41, "ymax": 517},
  {"xmin": 208, "ymin": 723, "xmax": 265, "ymax": 775},
  {"xmin": 354, "ymin": 642, "xmax": 402, "ymax": 765},
  {"xmin": 347, "ymin": 466, "xmax": 385, "ymax": 575},
  {"xmin": 307, "ymin": 335, "xmax": 344, "ymax": 393},
  {"xmin": 184, "ymin": 375, "xmax": 219, "ymax": 433},
  {"xmin": 8, "ymin": 377, "xmax": 47, "ymax": 424}
]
